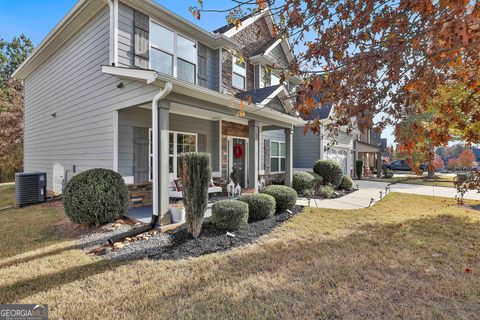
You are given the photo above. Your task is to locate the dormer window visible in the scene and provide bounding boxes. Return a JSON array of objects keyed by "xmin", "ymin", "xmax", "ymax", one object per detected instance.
[
  {"xmin": 232, "ymin": 56, "xmax": 246, "ymax": 90},
  {"xmin": 150, "ymin": 21, "xmax": 197, "ymax": 84}
]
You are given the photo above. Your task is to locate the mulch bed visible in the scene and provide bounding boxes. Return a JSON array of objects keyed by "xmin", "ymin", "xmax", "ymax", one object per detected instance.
[
  {"xmin": 83, "ymin": 205, "xmax": 304, "ymax": 261},
  {"xmin": 146, "ymin": 205, "xmax": 303, "ymax": 260}
]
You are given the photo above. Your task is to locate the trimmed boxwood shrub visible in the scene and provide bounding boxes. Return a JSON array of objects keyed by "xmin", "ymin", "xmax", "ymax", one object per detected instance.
[
  {"xmin": 212, "ymin": 200, "xmax": 248, "ymax": 231},
  {"xmin": 261, "ymin": 185, "xmax": 297, "ymax": 212},
  {"xmin": 63, "ymin": 168, "xmax": 129, "ymax": 225},
  {"xmin": 238, "ymin": 193, "xmax": 276, "ymax": 221},
  {"xmin": 313, "ymin": 160, "xmax": 344, "ymax": 188},
  {"xmin": 340, "ymin": 176, "xmax": 354, "ymax": 190},
  {"xmin": 292, "ymin": 172, "xmax": 315, "ymax": 193}
]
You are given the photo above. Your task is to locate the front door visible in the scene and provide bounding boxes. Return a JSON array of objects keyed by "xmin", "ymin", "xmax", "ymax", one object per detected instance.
[{"xmin": 232, "ymin": 138, "xmax": 246, "ymax": 187}]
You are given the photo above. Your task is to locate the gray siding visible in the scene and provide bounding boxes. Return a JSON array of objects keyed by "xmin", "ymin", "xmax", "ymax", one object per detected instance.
[
  {"xmin": 266, "ymin": 43, "xmax": 289, "ymax": 68},
  {"xmin": 118, "ymin": 107, "xmax": 220, "ymax": 179},
  {"xmin": 118, "ymin": 2, "xmax": 134, "ymax": 67},
  {"xmin": 23, "ymin": 7, "xmax": 161, "ymax": 191},
  {"xmin": 324, "ymin": 130, "xmax": 354, "ymax": 149},
  {"xmin": 293, "ymin": 127, "xmax": 321, "ymax": 169}
]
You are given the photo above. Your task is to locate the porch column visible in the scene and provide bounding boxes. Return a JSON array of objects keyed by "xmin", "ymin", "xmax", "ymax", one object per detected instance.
[
  {"xmin": 284, "ymin": 127, "xmax": 293, "ymax": 187},
  {"xmin": 248, "ymin": 120, "xmax": 259, "ymax": 190},
  {"xmin": 158, "ymin": 100, "xmax": 171, "ymax": 225}
]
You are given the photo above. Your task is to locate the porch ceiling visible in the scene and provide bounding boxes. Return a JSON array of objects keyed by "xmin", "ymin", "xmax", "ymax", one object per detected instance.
[{"xmin": 356, "ymin": 141, "xmax": 381, "ymax": 153}]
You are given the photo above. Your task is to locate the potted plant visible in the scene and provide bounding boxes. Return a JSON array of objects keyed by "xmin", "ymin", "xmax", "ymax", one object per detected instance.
[{"xmin": 169, "ymin": 201, "xmax": 185, "ymax": 223}]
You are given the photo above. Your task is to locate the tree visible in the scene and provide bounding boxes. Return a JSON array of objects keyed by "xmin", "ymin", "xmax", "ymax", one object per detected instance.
[
  {"xmin": 192, "ymin": 0, "xmax": 480, "ymax": 162},
  {"xmin": 447, "ymin": 158, "xmax": 460, "ymax": 171},
  {"xmin": 458, "ymin": 149, "xmax": 475, "ymax": 169},
  {"xmin": 433, "ymin": 155, "xmax": 444, "ymax": 171},
  {"xmin": 0, "ymin": 35, "xmax": 33, "ymax": 182}
]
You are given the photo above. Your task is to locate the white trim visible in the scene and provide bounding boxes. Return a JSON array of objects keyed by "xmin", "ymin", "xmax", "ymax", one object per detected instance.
[
  {"xmin": 102, "ymin": 65, "xmax": 157, "ymax": 83},
  {"xmin": 113, "ymin": 110, "xmax": 119, "ymax": 172},
  {"xmin": 264, "ymin": 39, "xmax": 282, "ymax": 56},
  {"xmin": 107, "ymin": 0, "xmax": 114, "ymax": 64},
  {"xmin": 218, "ymin": 119, "xmax": 223, "ymax": 176}
]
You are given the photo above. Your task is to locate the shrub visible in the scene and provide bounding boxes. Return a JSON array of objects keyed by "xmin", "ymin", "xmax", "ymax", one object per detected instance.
[
  {"xmin": 178, "ymin": 153, "xmax": 212, "ymax": 238},
  {"xmin": 63, "ymin": 168, "xmax": 128, "ymax": 225},
  {"xmin": 318, "ymin": 185, "xmax": 335, "ymax": 198},
  {"xmin": 310, "ymin": 172, "xmax": 324, "ymax": 191},
  {"xmin": 261, "ymin": 185, "xmax": 297, "ymax": 212},
  {"xmin": 212, "ymin": 200, "xmax": 249, "ymax": 231},
  {"xmin": 238, "ymin": 193, "xmax": 276, "ymax": 221},
  {"xmin": 340, "ymin": 176, "xmax": 354, "ymax": 190},
  {"xmin": 313, "ymin": 160, "xmax": 344, "ymax": 188},
  {"xmin": 292, "ymin": 172, "xmax": 315, "ymax": 193},
  {"xmin": 355, "ymin": 160, "xmax": 364, "ymax": 179}
]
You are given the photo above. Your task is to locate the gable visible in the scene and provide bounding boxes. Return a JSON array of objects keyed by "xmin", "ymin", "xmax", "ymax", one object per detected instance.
[{"xmin": 232, "ymin": 17, "xmax": 273, "ymax": 56}]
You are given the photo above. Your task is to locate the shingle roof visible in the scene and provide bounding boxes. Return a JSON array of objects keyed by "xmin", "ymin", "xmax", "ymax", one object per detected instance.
[
  {"xmin": 301, "ymin": 103, "xmax": 333, "ymax": 121},
  {"xmin": 235, "ymin": 85, "xmax": 281, "ymax": 104},
  {"xmin": 212, "ymin": 13, "xmax": 255, "ymax": 34}
]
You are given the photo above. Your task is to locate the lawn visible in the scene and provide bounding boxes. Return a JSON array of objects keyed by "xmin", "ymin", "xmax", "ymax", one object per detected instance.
[
  {"xmin": 0, "ymin": 193, "xmax": 479, "ymax": 319},
  {"xmin": 0, "ymin": 184, "xmax": 16, "ymax": 208},
  {"xmin": 368, "ymin": 174, "xmax": 456, "ymax": 188}
]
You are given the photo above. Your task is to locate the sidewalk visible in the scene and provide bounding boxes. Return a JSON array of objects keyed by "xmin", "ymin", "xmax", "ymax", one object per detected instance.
[{"xmin": 296, "ymin": 179, "xmax": 480, "ymax": 210}]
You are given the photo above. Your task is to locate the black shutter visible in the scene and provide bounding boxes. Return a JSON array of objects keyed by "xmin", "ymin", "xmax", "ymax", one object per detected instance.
[
  {"xmin": 198, "ymin": 134, "xmax": 207, "ymax": 153},
  {"xmin": 198, "ymin": 43, "xmax": 208, "ymax": 87},
  {"xmin": 264, "ymin": 139, "xmax": 271, "ymax": 174},
  {"xmin": 134, "ymin": 10, "xmax": 149, "ymax": 69}
]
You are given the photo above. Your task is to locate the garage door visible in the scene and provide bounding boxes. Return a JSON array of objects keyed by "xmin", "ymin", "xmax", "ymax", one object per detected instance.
[{"xmin": 326, "ymin": 148, "xmax": 348, "ymax": 174}]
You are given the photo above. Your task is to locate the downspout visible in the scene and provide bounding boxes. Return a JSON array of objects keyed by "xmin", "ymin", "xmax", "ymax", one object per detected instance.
[
  {"xmin": 108, "ymin": 82, "xmax": 172, "ymax": 245},
  {"xmin": 105, "ymin": 0, "xmax": 118, "ymax": 66},
  {"xmin": 151, "ymin": 82, "xmax": 173, "ymax": 221}
]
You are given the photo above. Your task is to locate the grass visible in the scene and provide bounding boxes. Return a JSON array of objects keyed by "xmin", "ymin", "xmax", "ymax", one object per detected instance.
[
  {"xmin": 0, "ymin": 193, "xmax": 479, "ymax": 319},
  {"xmin": 0, "ymin": 184, "xmax": 16, "ymax": 208},
  {"xmin": 368, "ymin": 174, "xmax": 456, "ymax": 188}
]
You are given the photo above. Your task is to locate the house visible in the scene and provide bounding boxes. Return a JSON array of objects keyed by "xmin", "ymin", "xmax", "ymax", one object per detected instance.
[
  {"xmin": 12, "ymin": 0, "xmax": 305, "ymax": 225},
  {"xmin": 354, "ymin": 129, "xmax": 383, "ymax": 177},
  {"xmin": 293, "ymin": 105, "xmax": 357, "ymax": 176}
]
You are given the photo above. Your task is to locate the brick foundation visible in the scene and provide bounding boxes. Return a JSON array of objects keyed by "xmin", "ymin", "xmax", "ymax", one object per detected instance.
[{"xmin": 127, "ymin": 182, "xmax": 152, "ymax": 208}]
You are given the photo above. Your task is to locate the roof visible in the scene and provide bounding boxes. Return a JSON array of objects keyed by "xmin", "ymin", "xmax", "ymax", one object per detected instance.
[
  {"xmin": 212, "ymin": 13, "xmax": 255, "ymax": 34},
  {"xmin": 301, "ymin": 104, "xmax": 333, "ymax": 121},
  {"xmin": 235, "ymin": 85, "xmax": 281, "ymax": 104}
]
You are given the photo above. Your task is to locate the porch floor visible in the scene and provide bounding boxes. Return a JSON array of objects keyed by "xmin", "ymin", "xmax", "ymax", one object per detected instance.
[{"xmin": 124, "ymin": 201, "xmax": 217, "ymax": 224}]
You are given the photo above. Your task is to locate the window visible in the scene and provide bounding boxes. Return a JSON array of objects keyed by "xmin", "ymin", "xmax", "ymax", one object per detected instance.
[
  {"xmin": 271, "ymin": 141, "xmax": 286, "ymax": 172},
  {"xmin": 150, "ymin": 22, "xmax": 197, "ymax": 84},
  {"xmin": 176, "ymin": 35, "xmax": 197, "ymax": 83},
  {"xmin": 149, "ymin": 130, "xmax": 197, "ymax": 181},
  {"xmin": 232, "ymin": 56, "xmax": 246, "ymax": 90},
  {"xmin": 150, "ymin": 23, "xmax": 174, "ymax": 76}
]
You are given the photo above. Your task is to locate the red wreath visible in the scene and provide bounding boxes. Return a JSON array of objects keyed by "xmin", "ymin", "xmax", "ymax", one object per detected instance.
[{"xmin": 234, "ymin": 143, "xmax": 244, "ymax": 159}]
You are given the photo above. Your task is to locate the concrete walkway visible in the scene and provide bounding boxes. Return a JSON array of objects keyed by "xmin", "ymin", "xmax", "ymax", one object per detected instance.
[{"xmin": 297, "ymin": 179, "xmax": 480, "ymax": 210}]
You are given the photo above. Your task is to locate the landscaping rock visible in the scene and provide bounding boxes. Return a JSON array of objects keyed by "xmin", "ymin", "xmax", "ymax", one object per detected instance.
[{"xmin": 113, "ymin": 242, "xmax": 124, "ymax": 250}]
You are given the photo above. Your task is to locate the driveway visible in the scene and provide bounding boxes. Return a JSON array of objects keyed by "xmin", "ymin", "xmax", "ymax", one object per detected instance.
[{"xmin": 297, "ymin": 179, "xmax": 480, "ymax": 210}]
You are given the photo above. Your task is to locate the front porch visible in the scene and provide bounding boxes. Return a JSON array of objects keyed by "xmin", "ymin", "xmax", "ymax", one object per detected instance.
[{"xmin": 115, "ymin": 100, "xmax": 297, "ymax": 225}]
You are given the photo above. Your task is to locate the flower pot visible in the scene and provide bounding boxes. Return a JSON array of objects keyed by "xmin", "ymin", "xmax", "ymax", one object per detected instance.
[{"xmin": 170, "ymin": 207, "xmax": 185, "ymax": 223}]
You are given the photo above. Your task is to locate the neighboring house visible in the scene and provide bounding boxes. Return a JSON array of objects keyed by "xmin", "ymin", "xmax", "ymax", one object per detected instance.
[
  {"xmin": 472, "ymin": 148, "xmax": 480, "ymax": 164},
  {"xmin": 354, "ymin": 128, "xmax": 383, "ymax": 177},
  {"xmin": 13, "ymin": 0, "xmax": 304, "ymax": 225},
  {"xmin": 293, "ymin": 105, "xmax": 357, "ymax": 176}
]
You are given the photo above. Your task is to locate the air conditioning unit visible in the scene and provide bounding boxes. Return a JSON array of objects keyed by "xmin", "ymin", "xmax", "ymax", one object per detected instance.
[{"xmin": 15, "ymin": 172, "xmax": 47, "ymax": 207}]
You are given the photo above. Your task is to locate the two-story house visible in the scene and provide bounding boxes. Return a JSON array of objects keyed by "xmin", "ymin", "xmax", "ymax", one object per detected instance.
[
  {"xmin": 13, "ymin": 0, "xmax": 304, "ymax": 225},
  {"xmin": 293, "ymin": 104, "xmax": 358, "ymax": 176},
  {"xmin": 354, "ymin": 128, "xmax": 383, "ymax": 177}
]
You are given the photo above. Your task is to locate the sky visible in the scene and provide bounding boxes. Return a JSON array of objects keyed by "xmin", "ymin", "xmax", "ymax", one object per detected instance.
[{"xmin": 0, "ymin": 0, "xmax": 395, "ymax": 145}]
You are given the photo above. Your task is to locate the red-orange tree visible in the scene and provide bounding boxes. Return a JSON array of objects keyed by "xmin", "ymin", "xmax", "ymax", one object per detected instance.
[{"xmin": 192, "ymin": 0, "xmax": 480, "ymax": 151}]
